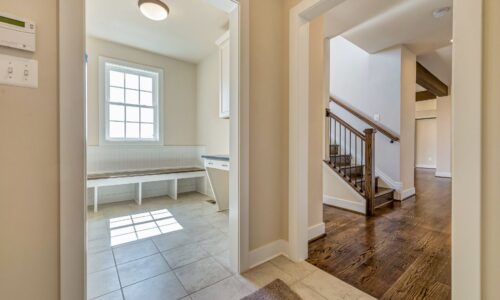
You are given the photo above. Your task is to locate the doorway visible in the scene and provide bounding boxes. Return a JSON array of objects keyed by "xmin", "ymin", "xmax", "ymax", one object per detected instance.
[
  {"xmin": 59, "ymin": 0, "xmax": 249, "ymax": 299},
  {"xmin": 288, "ymin": 0, "xmax": 481, "ymax": 299}
]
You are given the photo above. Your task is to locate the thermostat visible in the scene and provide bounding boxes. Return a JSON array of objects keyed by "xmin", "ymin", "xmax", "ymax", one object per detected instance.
[{"xmin": 0, "ymin": 13, "xmax": 36, "ymax": 52}]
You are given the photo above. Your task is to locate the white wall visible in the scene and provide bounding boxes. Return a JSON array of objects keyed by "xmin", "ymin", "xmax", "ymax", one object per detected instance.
[
  {"xmin": 436, "ymin": 96, "xmax": 452, "ymax": 177},
  {"xmin": 414, "ymin": 97, "xmax": 451, "ymax": 177},
  {"xmin": 0, "ymin": 1, "xmax": 59, "ymax": 298},
  {"xmin": 330, "ymin": 37, "xmax": 404, "ymax": 187},
  {"xmin": 86, "ymin": 37, "xmax": 198, "ymax": 146},
  {"xmin": 196, "ymin": 51, "xmax": 230, "ymax": 154},
  {"xmin": 415, "ymin": 118, "xmax": 437, "ymax": 168},
  {"xmin": 399, "ymin": 46, "xmax": 416, "ymax": 196}
]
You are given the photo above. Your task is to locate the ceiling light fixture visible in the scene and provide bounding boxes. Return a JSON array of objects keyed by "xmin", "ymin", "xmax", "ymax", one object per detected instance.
[
  {"xmin": 433, "ymin": 6, "xmax": 451, "ymax": 18},
  {"xmin": 138, "ymin": 0, "xmax": 170, "ymax": 21}
]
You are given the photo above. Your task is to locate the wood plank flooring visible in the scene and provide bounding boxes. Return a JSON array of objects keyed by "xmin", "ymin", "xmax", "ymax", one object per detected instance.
[{"xmin": 307, "ymin": 169, "xmax": 451, "ymax": 299}]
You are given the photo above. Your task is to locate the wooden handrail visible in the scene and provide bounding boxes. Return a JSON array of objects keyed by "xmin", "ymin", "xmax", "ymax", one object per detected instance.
[
  {"xmin": 329, "ymin": 97, "xmax": 400, "ymax": 142},
  {"xmin": 326, "ymin": 109, "xmax": 366, "ymax": 140}
]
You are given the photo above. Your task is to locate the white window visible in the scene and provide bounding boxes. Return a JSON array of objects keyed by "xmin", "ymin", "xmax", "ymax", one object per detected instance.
[{"xmin": 100, "ymin": 57, "xmax": 163, "ymax": 144}]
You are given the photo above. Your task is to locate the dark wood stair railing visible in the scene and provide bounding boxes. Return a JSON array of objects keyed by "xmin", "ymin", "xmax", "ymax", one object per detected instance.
[
  {"xmin": 326, "ymin": 108, "xmax": 394, "ymax": 216},
  {"xmin": 329, "ymin": 96, "xmax": 400, "ymax": 143}
]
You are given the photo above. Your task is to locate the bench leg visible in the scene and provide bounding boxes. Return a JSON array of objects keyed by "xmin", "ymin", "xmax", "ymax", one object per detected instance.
[
  {"xmin": 135, "ymin": 183, "xmax": 142, "ymax": 206},
  {"xmin": 167, "ymin": 179, "xmax": 178, "ymax": 200},
  {"xmin": 93, "ymin": 187, "xmax": 99, "ymax": 213}
]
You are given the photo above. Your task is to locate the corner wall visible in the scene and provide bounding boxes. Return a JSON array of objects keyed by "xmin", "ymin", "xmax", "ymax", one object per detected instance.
[
  {"xmin": 196, "ymin": 51, "xmax": 230, "ymax": 154},
  {"xmin": 399, "ymin": 46, "xmax": 416, "ymax": 197},
  {"xmin": 0, "ymin": 1, "xmax": 59, "ymax": 299}
]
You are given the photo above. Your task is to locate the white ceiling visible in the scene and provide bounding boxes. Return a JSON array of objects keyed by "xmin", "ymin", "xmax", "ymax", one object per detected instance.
[
  {"xmin": 86, "ymin": 0, "xmax": 229, "ymax": 63},
  {"xmin": 324, "ymin": 0, "xmax": 453, "ymax": 56}
]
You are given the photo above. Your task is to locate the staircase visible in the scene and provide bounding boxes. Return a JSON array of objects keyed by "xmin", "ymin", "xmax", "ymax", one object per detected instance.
[{"xmin": 325, "ymin": 97, "xmax": 400, "ymax": 216}]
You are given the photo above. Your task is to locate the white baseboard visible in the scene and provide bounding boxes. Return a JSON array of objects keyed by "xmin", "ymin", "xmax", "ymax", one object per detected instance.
[
  {"xmin": 248, "ymin": 240, "xmax": 289, "ymax": 269},
  {"xmin": 323, "ymin": 195, "xmax": 365, "ymax": 214},
  {"xmin": 308, "ymin": 223, "xmax": 325, "ymax": 241},
  {"xmin": 435, "ymin": 171, "xmax": 452, "ymax": 178},
  {"xmin": 416, "ymin": 164, "xmax": 436, "ymax": 169},
  {"xmin": 394, "ymin": 187, "xmax": 416, "ymax": 200}
]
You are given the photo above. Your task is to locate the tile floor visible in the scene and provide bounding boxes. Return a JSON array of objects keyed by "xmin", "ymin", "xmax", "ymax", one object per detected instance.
[{"xmin": 87, "ymin": 192, "xmax": 373, "ymax": 300}]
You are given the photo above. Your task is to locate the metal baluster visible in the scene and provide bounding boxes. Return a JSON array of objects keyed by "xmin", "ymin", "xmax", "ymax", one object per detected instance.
[
  {"xmin": 355, "ymin": 137, "xmax": 357, "ymax": 187},
  {"xmin": 361, "ymin": 140, "xmax": 364, "ymax": 193},
  {"xmin": 344, "ymin": 126, "xmax": 347, "ymax": 178}
]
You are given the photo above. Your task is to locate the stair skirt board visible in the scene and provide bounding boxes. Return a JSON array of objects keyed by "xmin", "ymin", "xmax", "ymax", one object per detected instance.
[
  {"xmin": 323, "ymin": 195, "xmax": 366, "ymax": 214},
  {"xmin": 394, "ymin": 187, "xmax": 416, "ymax": 201},
  {"xmin": 308, "ymin": 223, "xmax": 326, "ymax": 241},
  {"xmin": 375, "ymin": 168, "xmax": 402, "ymax": 190}
]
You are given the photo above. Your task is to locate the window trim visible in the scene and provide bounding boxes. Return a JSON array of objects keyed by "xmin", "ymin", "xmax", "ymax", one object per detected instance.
[{"xmin": 98, "ymin": 56, "xmax": 164, "ymax": 145}]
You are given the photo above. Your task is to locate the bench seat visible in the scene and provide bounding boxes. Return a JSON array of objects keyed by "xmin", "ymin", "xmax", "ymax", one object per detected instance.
[{"xmin": 87, "ymin": 167, "xmax": 206, "ymax": 212}]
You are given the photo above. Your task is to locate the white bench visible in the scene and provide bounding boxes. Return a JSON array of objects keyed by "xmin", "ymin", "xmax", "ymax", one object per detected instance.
[{"xmin": 87, "ymin": 167, "xmax": 206, "ymax": 212}]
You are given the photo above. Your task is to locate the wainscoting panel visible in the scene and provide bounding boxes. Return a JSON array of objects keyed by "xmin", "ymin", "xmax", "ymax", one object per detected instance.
[
  {"xmin": 87, "ymin": 145, "xmax": 207, "ymax": 174},
  {"xmin": 86, "ymin": 145, "xmax": 210, "ymax": 205}
]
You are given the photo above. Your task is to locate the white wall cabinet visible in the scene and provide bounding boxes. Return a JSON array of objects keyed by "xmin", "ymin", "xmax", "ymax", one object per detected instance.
[{"xmin": 216, "ymin": 31, "xmax": 230, "ymax": 119}]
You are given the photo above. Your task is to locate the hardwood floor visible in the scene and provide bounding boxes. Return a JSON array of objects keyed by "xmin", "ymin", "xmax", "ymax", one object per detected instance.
[{"xmin": 307, "ymin": 169, "xmax": 451, "ymax": 299}]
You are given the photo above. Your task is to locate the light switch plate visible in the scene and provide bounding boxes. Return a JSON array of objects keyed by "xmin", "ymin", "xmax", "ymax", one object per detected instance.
[
  {"xmin": 0, "ymin": 53, "xmax": 38, "ymax": 88},
  {"xmin": 374, "ymin": 113, "xmax": 380, "ymax": 122}
]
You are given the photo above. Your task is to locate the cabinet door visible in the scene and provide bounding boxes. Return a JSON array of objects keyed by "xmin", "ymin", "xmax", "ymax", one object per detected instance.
[{"xmin": 219, "ymin": 39, "xmax": 230, "ymax": 119}]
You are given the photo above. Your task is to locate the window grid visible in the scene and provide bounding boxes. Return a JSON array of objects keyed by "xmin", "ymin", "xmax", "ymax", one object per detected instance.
[{"xmin": 104, "ymin": 61, "xmax": 160, "ymax": 143}]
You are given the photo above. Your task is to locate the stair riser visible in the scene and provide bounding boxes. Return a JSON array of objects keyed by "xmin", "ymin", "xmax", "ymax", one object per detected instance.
[
  {"xmin": 330, "ymin": 155, "xmax": 351, "ymax": 166},
  {"xmin": 330, "ymin": 145, "xmax": 340, "ymax": 156},
  {"xmin": 375, "ymin": 192, "xmax": 394, "ymax": 207},
  {"xmin": 341, "ymin": 166, "xmax": 364, "ymax": 178}
]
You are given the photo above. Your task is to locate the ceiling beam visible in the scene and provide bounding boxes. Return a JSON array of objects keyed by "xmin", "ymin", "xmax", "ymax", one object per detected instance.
[
  {"xmin": 416, "ymin": 91, "xmax": 437, "ymax": 101},
  {"xmin": 416, "ymin": 62, "xmax": 449, "ymax": 97}
]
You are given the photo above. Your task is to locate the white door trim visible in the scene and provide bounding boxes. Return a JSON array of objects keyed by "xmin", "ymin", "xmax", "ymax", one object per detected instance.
[
  {"xmin": 59, "ymin": 0, "xmax": 250, "ymax": 299},
  {"xmin": 289, "ymin": 0, "xmax": 482, "ymax": 298}
]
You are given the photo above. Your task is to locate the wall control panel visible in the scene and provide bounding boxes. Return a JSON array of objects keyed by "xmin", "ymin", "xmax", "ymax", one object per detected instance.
[
  {"xmin": 0, "ymin": 13, "xmax": 36, "ymax": 52},
  {"xmin": 0, "ymin": 54, "xmax": 38, "ymax": 88}
]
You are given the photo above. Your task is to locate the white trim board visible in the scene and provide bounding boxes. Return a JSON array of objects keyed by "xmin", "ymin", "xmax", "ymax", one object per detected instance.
[
  {"xmin": 394, "ymin": 187, "xmax": 416, "ymax": 201},
  {"xmin": 248, "ymin": 240, "xmax": 289, "ymax": 269},
  {"xmin": 415, "ymin": 164, "xmax": 437, "ymax": 169},
  {"xmin": 308, "ymin": 223, "xmax": 326, "ymax": 240},
  {"xmin": 323, "ymin": 195, "xmax": 365, "ymax": 214},
  {"xmin": 435, "ymin": 171, "xmax": 452, "ymax": 178}
]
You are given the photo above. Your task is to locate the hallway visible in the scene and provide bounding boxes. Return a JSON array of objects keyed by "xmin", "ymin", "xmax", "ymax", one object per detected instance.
[{"xmin": 307, "ymin": 169, "xmax": 451, "ymax": 299}]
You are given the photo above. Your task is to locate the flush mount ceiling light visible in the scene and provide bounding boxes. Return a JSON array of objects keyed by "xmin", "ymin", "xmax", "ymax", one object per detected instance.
[
  {"xmin": 138, "ymin": 0, "xmax": 170, "ymax": 21},
  {"xmin": 433, "ymin": 6, "xmax": 451, "ymax": 18}
]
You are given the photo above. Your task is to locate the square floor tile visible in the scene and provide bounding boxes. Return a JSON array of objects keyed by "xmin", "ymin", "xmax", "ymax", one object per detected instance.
[
  {"xmin": 212, "ymin": 250, "xmax": 232, "ymax": 273},
  {"xmin": 269, "ymin": 255, "xmax": 316, "ymax": 281},
  {"xmin": 198, "ymin": 235, "xmax": 228, "ymax": 256},
  {"xmin": 93, "ymin": 290, "xmax": 123, "ymax": 300},
  {"xmin": 117, "ymin": 254, "xmax": 170, "ymax": 287},
  {"xmin": 184, "ymin": 226, "xmax": 222, "ymax": 242},
  {"xmin": 174, "ymin": 257, "xmax": 231, "ymax": 294},
  {"xmin": 290, "ymin": 282, "xmax": 327, "ymax": 300},
  {"xmin": 152, "ymin": 231, "xmax": 194, "ymax": 252},
  {"xmin": 88, "ymin": 250, "xmax": 115, "ymax": 274},
  {"xmin": 161, "ymin": 243, "xmax": 209, "ymax": 269},
  {"xmin": 87, "ymin": 267, "xmax": 120, "ymax": 300},
  {"xmin": 190, "ymin": 277, "xmax": 251, "ymax": 300},
  {"xmin": 113, "ymin": 240, "xmax": 158, "ymax": 265},
  {"xmin": 240, "ymin": 262, "xmax": 294, "ymax": 288},
  {"xmin": 88, "ymin": 238, "xmax": 112, "ymax": 254},
  {"xmin": 122, "ymin": 272, "xmax": 187, "ymax": 300}
]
